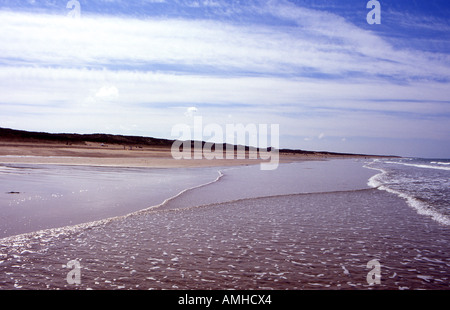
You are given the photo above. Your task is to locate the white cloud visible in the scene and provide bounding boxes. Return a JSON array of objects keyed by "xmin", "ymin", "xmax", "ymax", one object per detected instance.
[
  {"xmin": 0, "ymin": 9, "xmax": 448, "ymax": 80},
  {"xmin": 95, "ymin": 86, "xmax": 119, "ymax": 100}
]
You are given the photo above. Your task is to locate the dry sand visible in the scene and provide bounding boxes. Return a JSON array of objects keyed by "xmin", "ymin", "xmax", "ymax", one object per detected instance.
[
  {"xmin": 0, "ymin": 141, "xmax": 374, "ymax": 168},
  {"xmin": 0, "ymin": 141, "xmax": 297, "ymax": 168}
]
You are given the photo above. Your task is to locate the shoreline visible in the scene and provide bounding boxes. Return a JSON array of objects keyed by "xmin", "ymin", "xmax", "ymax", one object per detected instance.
[
  {"xmin": 0, "ymin": 156, "xmax": 378, "ymax": 240},
  {"xmin": 0, "ymin": 141, "xmax": 387, "ymax": 168}
]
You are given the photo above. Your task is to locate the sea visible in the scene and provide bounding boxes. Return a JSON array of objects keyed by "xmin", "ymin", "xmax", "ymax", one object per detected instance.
[
  {"xmin": 0, "ymin": 157, "xmax": 448, "ymax": 290},
  {"xmin": 366, "ymin": 158, "xmax": 450, "ymax": 226}
]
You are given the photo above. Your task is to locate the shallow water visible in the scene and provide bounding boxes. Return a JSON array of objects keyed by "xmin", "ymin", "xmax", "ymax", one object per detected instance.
[
  {"xmin": 0, "ymin": 159, "xmax": 449, "ymax": 290},
  {"xmin": 0, "ymin": 164, "xmax": 219, "ymax": 238},
  {"xmin": 1, "ymin": 188, "xmax": 449, "ymax": 290},
  {"xmin": 366, "ymin": 158, "xmax": 450, "ymax": 226}
]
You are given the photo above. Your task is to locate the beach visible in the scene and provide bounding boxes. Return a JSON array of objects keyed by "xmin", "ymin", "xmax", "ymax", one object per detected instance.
[
  {"xmin": 0, "ymin": 148, "xmax": 449, "ymax": 290},
  {"xmin": 0, "ymin": 140, "xmax": 318, "ymax": 168},
  {"xmin": 1, "ymin": 0, "xmax": 449, "ymax": 296},
  {"xmin": 0, "ymin": 140, "xmax": 352, "ymax": 238}
]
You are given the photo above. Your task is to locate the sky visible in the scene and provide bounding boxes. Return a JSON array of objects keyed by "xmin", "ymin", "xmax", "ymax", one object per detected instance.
[{"xmin": 0, "ymin": 0, "xmax": 449, "ymax": 158}]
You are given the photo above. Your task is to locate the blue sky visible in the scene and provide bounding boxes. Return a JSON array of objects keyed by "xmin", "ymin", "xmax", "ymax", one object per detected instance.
[{"xmin": 0, "ymin": 0, "xmax": 449, "ymax": 158}]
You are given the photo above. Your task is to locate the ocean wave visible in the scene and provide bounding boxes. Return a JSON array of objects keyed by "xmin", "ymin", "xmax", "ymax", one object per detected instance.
[
  {"xmin": 364, "ymin": 162, "xmax": 450, "ymax": 227},
  {"xmin": 378, "ymin": 184, "xmax": 449, "ymax": 226},
  {"xmin": 363, "ymin": 164, "xmax": 386, "ymax": 189},
  {"xmin": 162, "ymin": 187, "xmax": 378, "ymax": 216},
  {"xmin": 135, "ymin": 169, "xmax": 225, "ymax": 214},
  {"xmin": 431, "ymin": 161, "xmax": 450, "ymax": 166},
  {"xmin": 384, "ymin": 161, "xmax": 450, "ymax": 171}
]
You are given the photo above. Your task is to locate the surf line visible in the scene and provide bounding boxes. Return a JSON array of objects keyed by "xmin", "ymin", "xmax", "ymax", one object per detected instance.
[
  {"xmin": 363, "ymin": 161, "xmax": 450, "ymax": 226},
  {"xmin": 385, "ymin": 161, "xmax": 450, "ymax": 171},
  {"xmin": 135, "ymin": 169, "xmax": 225, "ymax": 214}
]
